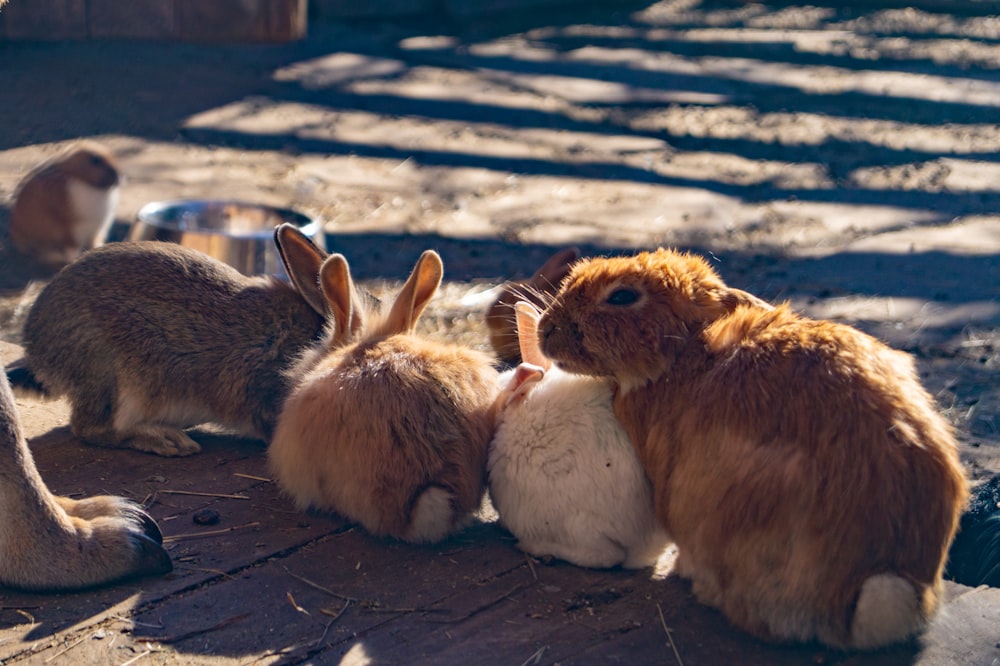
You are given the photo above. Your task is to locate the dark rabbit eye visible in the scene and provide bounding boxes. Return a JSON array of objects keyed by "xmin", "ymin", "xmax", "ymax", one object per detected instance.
[{"xmin": 606, "ymin": 288, "xmax": 639, "ymax": 306}]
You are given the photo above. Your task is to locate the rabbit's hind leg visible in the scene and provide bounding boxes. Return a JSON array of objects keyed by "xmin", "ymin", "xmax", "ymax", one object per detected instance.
[
  {"xmin": 69, "ymin": 387, "xmax": 201, "ymax": 457},
  {"xmin": 0, "ymin": 375, "xmax": 172, "ymax": 591}
]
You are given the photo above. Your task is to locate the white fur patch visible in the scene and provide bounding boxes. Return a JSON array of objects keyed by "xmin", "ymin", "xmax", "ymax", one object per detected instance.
[
  {"xmin": 406, "ymin": 487, "xmax": 454, "ymax": 543},
  {"xmin": 67, "ymin": 179, "xmax": 118, "ymax": 249},
  {"xmin": 850, "ymin": 573, "xmax": 924, "ymax": 649}
]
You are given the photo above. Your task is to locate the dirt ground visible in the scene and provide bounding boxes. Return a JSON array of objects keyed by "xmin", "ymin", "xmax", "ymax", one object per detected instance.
[
  {"xmin": 5, "ymin": 0, "xmax": 998, "ymax": 472},
  {"xmin": 1, "ymin": 0, "xmax": 1000, "ymax": 663}
]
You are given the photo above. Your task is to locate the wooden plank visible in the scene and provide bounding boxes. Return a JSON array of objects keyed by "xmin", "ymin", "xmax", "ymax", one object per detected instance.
[
  {"xmin": 175, "ymin": 0, "xmax": 306, "ymax": 43},
  {"xmin": 0, "ymin": 0, "xmax": 86, "ymax": 40},
  {"xmin": 3, "ymin": 340, "xmax": 999, "ymax": 664},
  {"xmin": 0, "ymin": 420, "xmax": 343, "ymax": 663},
  {"xmin": 87, "ymin": 0, "xmax": 176, "ymax": 41}
]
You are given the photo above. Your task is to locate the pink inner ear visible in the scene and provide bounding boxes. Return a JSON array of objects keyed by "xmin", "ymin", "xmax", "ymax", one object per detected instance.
[
  {"xmin": 503, "ymin": 363, "xmax": 545, "ymax": 407},
  {"xmin": 514, "ymin": 301, "xmax": 551, "ymax": 370}
]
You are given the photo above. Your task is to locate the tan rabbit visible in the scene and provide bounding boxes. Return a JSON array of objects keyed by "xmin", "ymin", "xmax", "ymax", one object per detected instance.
[
  {"xmin": 0, "ymin": 359, "xmax": 171, "ymax": 591},
  {"xmin": 9, "ymin": 140, "xmax": 121, "ymax": 269},
  {"xmin": 10, "ymin": 224, "xmax": 327, "ymax": 456},
  {"xmin": 536, "ymin": 248, "xmax": 968, "ymax": 650},
  {"xmin": 486, "ymin": 247, "xmax": 579, "ymax": 365},
  {"xmin": 269, "ymin": 250, "xmax": 499, "ymax": 543}
]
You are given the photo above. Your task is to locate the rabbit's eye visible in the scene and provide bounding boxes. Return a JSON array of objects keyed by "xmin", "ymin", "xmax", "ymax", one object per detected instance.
[{"xmin": 606, "ymin": 288, "xmax": 639, "ymax": 306}]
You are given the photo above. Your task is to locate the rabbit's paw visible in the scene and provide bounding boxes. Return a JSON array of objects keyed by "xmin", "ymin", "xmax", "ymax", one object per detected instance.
[
  {"xmin": 58, "ymin": 509, "xmax": 173, "ymax": 588},
  {"xmin": 1, "ymin": 496, "xmax": 172, "ymax": 591},
  {"xmin": 55, "ymin": 495, "xmax": 164, "ymax": 544},
  {"xmin": 124, "ymin": 426, "xmax": 202, "ymax": 457}
]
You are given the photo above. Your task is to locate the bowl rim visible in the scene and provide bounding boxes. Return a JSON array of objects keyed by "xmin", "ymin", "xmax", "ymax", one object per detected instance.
[{"xmin": 135, "ymin": 199, "xmax": 320, "ymax": 239}]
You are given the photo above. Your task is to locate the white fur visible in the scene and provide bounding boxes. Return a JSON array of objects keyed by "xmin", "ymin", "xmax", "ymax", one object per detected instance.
[
  {"xmin": 405, "ymin": 487, "xmax": 458, "ymax": 543},
  {"xmin": 488, "ymin": 366, "xmax": 669, "ymax": 568},
  {"xmin": 849, "ymin": 574, "xmax": 925, "ymax": 649},
  {"xmin": 67, "ymin": 178, "xmax": 118, "ymax": 249}
]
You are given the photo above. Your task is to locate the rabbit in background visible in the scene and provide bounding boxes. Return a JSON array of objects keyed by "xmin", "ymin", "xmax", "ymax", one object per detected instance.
[
  {"xmin": 8, "ymin": 140, "xmax": 121, "ymax": 270},
  {"xmin": 6, "ymin": 224, "xmax": 328, "ymax": 456},
  {"xmin": 0, "ymin": 358, "xmax": 171, "ymax": 591},
  {"xmin": 488, "ymin": 300, "xmax": 669, "ymax": 569},
  {"xmin": 486, "ymin": 247, "xmax": 579, "ymax": 366},
  {"xmin": 947, "ymin": 474, "xmax": 1000, "ymax": 588},
  {"xmin": 536, "ymin": 247, "xmax": 969, "ymax": 650},
  {"xmin": 269, "ymin": 249, "xmax": 499, "ymax": 544}
]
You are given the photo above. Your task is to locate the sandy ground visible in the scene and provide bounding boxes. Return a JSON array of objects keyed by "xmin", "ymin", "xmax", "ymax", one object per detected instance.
[
  {"xmin": 1, "ymin": 1, "xmax": 999, "ymax": 522},
  {"xmin": 5, "ymin": 0, "xmax": 999, "ymax": 477}
]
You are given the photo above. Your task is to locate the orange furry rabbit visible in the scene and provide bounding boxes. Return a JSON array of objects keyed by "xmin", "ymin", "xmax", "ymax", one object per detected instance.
[
  {"xmin": 269, "ymin": 250, "xmax": 499, "ymax": 543},
  {"xmin": 536, "ymin": 248, "xmax": 968, "ymax": 650}
]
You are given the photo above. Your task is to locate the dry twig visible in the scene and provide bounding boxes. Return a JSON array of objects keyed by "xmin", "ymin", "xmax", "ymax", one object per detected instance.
[
  {"xmin": 657, "ymin": 602, "xmax": 684, "ymax": 666},
  {"xmin": 234, "ymin": 472, "xmax": 272, "ymax": 482},
  {"xmin": 160, "ymin": 489, "xmax": 250, "ymax": 500},
  {"xmin": 150, "ymin": 612, "xmax": 251, "ymax": 644},
  {"xmin": 163, "ymin": 521, "xmax": 259, "ymax": 542}
]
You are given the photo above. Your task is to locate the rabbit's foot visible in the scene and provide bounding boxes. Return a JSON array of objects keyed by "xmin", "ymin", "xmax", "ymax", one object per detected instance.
[
  {"xmin": 0, "ymin": 496, "xmax": 172, "ymax": 591},
  {"xmin": 55, "ymin": 495, "xmax": 164, "ymax": 544},
  {"xmin": 125, "ymin": 426, "xmax": 202, "ymax": 456},
  {"xmin": 76, "ymin": 423, "xmax": 202, "ymax": 456}
]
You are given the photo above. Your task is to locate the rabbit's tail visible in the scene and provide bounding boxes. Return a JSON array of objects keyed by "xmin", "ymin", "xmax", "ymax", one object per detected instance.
[
  {"xmin": 849, "ymin": 574, "xmax": 926, "ymax": 649},
  {"xmin": 946, "ymin": 475, "xmax": 1000, "ymax": 588},
  {"xmin": 404, "ymin": 485, "xmax": 456, "ymax": 544},
  {"xmin": 4, "ymin": 361, "xmax": 48, "ymax": 398}
]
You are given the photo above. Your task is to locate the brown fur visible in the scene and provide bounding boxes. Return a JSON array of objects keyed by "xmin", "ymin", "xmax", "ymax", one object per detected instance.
[
  {"xmin": 9, "ymin": 140, "xmax": 120, "ymax": 269},
  {"xmin": 16, "ymin": 225, "xmax": 327, "ymax": 456},
  {"xmin": 486, "ymin": 247, "xmax": 579, "ymax": 365},
  {"xmin": 0, "ymin": 363, "xmax": 171, "ymax": 591},
  {"xmin": 538, "ymin": 248, "xmax": 968, "ymax": 649},
  {"xmin": 270, "ymin": 250, "xmax": 499, "ymax": 543}
]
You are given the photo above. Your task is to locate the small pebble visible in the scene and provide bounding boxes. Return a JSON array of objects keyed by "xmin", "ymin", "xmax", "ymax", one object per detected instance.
[{"xmin": 193, "ymin": 509, "xmax": 221, "ymax": 525}]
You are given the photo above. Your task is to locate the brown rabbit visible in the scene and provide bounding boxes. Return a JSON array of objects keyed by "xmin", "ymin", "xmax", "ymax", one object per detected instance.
[
  {"xmin": 0, "ymin": 358, "xmax": 171, "ymax": 591},
  {"xmin": 536, "ymin": 248, "xmax": 968, "ymax": 650},
  {"xmin": 269, "ymin": 250, "xmax": 499, "ymax": 543},
  {"xmin": 486, "ymin": 247, "xmax": 579, "ymax": 365},
  {"xmin": 9, "ymin": 140, "xmax": 121, "ymax": 269},
  {"xmin": 10, "ymin": 224, "xmax": 327, "ymax": 456}
]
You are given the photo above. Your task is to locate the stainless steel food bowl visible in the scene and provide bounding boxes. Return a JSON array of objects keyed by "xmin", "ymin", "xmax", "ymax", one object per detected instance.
[{"xmin": 131, "ymin": 200, "xmax": 323, "ymax": 277}]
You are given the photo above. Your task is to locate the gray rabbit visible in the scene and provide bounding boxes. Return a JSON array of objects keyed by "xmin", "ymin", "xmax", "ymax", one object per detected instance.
[{"xmin": 7, "ymin": 224, "xmax": 328, "ymax": 456}]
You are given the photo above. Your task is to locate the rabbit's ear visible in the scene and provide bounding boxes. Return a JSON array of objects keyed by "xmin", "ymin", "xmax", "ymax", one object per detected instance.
[
  {"xmin": 529, "ymin": 247, "xmax": 579, "ymax": 292},
  {"xmin": 274, "ymin": 224, "xmax": 328, "ymax": 316},
  {"xmin": 721, "ymin": 288, "xmax": 774, "ymax": 313},
  {"xmin": 385, "ymin": 250, "xmax": 443, "ymax": 334},
  {"xmin": 319, "ymin": 254, "xmax": 361, "ymax": 344},
  {"xmin": 514, "ymin": 301, "xmax": 551, "ymax": 370}
]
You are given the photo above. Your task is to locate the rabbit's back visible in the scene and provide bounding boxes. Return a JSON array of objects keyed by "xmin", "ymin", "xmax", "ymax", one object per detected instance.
[
  {"xmin": 23, "ymin": 241, "xmax": 323, "ymax": 439},
  {"xmin": 270, "ymin": 334, "xmax": 498, "ymax": 541},
  {"xmin": 623, "ymin": 304, "xmax": 966, "ymax": 646},
  {"xmin": 489, "ymin": 368, "xmax": 667, "ymax": 568}
]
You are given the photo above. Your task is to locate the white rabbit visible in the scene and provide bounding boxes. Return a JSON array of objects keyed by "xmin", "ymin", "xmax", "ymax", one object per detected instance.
[{"xmin": 488, "ymin": 301, "xmax": 668, "ymax": 568}]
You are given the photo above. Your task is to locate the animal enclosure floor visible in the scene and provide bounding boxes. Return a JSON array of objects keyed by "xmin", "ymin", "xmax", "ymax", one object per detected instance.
[
  {"xmin": 3, "ymin": 0, "xmax": 1000, "ymax": 662},
  {"xmin": 1, "ymin": 338, "xmax": 999, "ymax": 665}
]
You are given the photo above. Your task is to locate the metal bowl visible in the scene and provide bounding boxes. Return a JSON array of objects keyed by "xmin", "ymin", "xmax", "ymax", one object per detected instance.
[{"xmin": 130, "ymin": 200, "xmax": 323, "ymax": 276}]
